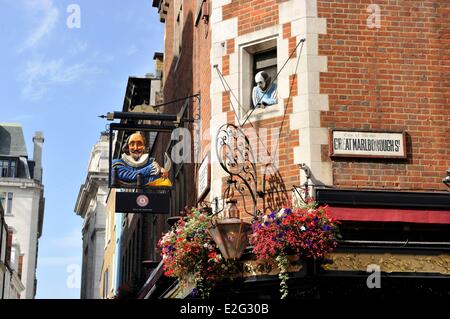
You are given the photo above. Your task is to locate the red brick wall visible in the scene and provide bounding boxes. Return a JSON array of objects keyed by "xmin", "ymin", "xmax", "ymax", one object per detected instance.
[
  {"xmin": 157, "ymin": 0, "xmax": 212, "ymax": 210},
  {"xmin": 220, "ymin": 1, "xmax": 301, "ymax": 217},
  {"xmin": 318, "ymin": 0, "xmax": 450, "ymax": 191},
  {"xmin": 223, "ymin": 0, "xmax": 279, "ymax": 36}
]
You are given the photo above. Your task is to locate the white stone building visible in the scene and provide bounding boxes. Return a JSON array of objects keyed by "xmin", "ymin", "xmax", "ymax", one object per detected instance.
[
  {"xmin": 1, "ymin": 201, "xmax": 25, "ymax": 299},
  {"xmin": 74, "ymin": 132, "xmax": 109, "ymax": 299},
  {"xmin": 0, "ymin": 123, "xmax": 45, "ymax": 299}
]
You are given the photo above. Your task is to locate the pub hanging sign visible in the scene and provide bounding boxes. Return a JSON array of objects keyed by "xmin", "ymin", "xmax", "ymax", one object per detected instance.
[
  {"xmin": 108, "ymin": 123, "xmax": 175, "ymax": 214},
  {"xmin": 330, "ymin": 130, "xmax": 407, "ymax": 159},
  {"xmin": 115, "ymin": 191, "xmax": 170, "ymax": 214}
]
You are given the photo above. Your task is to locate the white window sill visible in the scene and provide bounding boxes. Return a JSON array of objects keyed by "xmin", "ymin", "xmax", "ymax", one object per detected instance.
[{"xmin": 241, "ymin": 102, "xmax": 284, "ymax": 123}]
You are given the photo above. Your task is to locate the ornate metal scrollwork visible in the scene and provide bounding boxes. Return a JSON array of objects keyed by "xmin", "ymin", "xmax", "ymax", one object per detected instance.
[
  {"xmin": 262, "ymin": 163, "xmax": 290, "ymax": 214},
  {"xmin": 215, "ymin": 124, "xmax": 258, "ymax": 217}
]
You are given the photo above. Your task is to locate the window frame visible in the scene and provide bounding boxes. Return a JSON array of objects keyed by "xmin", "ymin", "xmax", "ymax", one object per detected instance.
[
  {"xmin": 0, "ymin": 158, "xmax": 17, "ymax": 178},
  {"xmin": 1, "ymin": 192, "xmax": 13, "ymax": 216},
  {"xmin": 173, "ymin": 0, "xmax": 184, "ymax": 70},
  {"xmin": 6, "ymin": 193, "xmax": 13, "ymax": 216},
  {"xmin": 238, "ymin": 35, "xmax": 284, "ymax": 122},
  {"xmin": 103, "ymin": 268, "xmax": 109, "ymax": 298},
  {"xmin": 10, "ymin": 160, "xmax": 16, "ymax": 178},
  {"xmin": 0, "ymin": 193, "xmax": 5, "ymax": 213},
  {"xmin": 253, "ymin": 48, "xmax": 278, "ymax": 86}
]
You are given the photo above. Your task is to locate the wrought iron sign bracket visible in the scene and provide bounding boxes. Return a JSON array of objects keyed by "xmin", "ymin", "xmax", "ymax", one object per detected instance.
[{"xmin": 215, "ymin": 123, "xmax": 259, "ymax": 218}]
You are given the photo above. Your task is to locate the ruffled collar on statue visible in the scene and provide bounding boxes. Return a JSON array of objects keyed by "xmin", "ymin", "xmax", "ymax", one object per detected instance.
[{"xmin": 121, "ymin": 153, "xmax": 149, "ymax": 168}]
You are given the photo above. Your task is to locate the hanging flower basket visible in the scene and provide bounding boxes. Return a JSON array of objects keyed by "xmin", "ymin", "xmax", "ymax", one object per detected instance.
[
  {"xmin": 250, "ymin": 203, "xmax": 340, "ymax": 299},
  {"xmin": 158, "ymin": 208, "xmax": 236, "ymax": 298}
]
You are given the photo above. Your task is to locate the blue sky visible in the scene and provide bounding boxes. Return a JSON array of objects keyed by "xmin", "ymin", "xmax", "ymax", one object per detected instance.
[{"xmin": 0, "ymin": 0, "xmax": 164, "ymax": 298}]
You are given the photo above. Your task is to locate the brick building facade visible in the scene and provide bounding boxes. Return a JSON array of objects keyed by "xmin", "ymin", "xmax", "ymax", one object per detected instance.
[
  {"xmin": 127, "ymin": 0, "xmax": 450, "ymax": 298},
  {"xmin": 318, "ymin": 0, "xmax": 449, "ymax": 191}
]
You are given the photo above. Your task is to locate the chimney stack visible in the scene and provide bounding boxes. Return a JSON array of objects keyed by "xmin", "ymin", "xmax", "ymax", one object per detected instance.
[{"xmin": 33, "ymin": 132, "xmax": 44, "ymax": 183}]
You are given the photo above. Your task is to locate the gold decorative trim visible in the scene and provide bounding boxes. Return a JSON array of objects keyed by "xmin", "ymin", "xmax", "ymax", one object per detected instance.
[
  {"xmin": 163, "ymin": 277, "xmax": 196, "ymax": 299},
  {"xmin": 322, "ymin": 252, "xmax": 450, "ymax": 275},
  {"xmin": 242, "ymin": 256, "xmax": 303, "ymax": 277}
]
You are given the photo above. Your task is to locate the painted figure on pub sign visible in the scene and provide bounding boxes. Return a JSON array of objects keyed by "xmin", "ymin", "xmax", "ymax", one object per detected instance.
[{"xmin": 112, "ymin": 131, "xmax": 172, "ymax": 187}]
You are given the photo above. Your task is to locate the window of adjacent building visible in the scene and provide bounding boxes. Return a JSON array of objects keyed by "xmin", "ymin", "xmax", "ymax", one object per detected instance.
[
  {"xmin": 103, "ymin": 269, "xmax": 109, "ymax": 298},
  {"xmin": 0, "ymin": 160, "xmax": 8, "ymax": 177},
  {"xmin": 7, "ymin": 193, "xmax": 12, "ymax": 215},
  {"xmin": 0, "ymin": 192, "xmax": 13, "ymax": 216},
  {"xmin": 104, "ymin": 210, "xmax": 110, "ymax": 249},
  {"xmin": 10, "ymin": 245, "xmax": 18, "ymax": 272},
  {"xmin": 174, "ymin": 0, "xmax": 183, "ymax": 61},
  {"xmin": 10, "ymin": 161, "xmax": 16, "ymax": 177},
  {"xmin": 0, "ymin": 219, "xmax": 6, "ymax": 264},
  {"xmin": 0, "ymin": 159, "xmax": 17, "ymax": 178},
  {"xmin": 194, "ymin": 0, "xmax": 209, "ymax": 27},
  {"xmin": 240, "ymin": 38, "xmax": 278, "ymax": 114},
  {"xmin": 111, "ymin": 252, "xmax": 115, "ymax": 295},
  {"xmin": 0, "ymin": 193, "xmax": 5, "ymax": 212}
]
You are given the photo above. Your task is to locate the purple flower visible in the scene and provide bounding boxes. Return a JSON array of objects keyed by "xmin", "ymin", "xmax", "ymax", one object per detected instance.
[
  {"xmin": 313, "ymin": 217, "xmax": 319, "ymax": 224},
  {"xmin": 190, "ymin": 288, "xmax": 199, "ymax": 297},
  {"xmin": 269, "ymin": 211, "xmax": 276, "ymax": 219},
  {"xmin": 285, "ymin": 208, "xmax": 292, "ymax": 215},
  {"xmin": 264, "ymin": 221, "xmax": 270, "ymax": 227},
  {"xmin": 322, "ymin": 225, "xmax": 332, "ymax": 231}
]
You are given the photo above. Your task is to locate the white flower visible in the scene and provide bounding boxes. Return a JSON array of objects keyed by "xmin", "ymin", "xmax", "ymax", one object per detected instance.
[
  {"xmin": 300, "ymin": 226, "xmax": 306, "ymax": 231},
  {"xmin": 203, "ymin": 243, "xmax": 209, "ymax": 248},
  {"xmin": 277, "ymin": 208, "xmax": 286, "ymax": 218}
]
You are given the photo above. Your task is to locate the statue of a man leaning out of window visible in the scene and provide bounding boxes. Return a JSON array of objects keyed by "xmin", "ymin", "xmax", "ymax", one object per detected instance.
[{"xmin": 252, "ymin": 71, "xmax": 278, "ymax": 109}]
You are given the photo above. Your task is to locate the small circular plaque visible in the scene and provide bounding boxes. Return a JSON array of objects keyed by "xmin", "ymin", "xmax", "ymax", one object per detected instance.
[{"xmin": 136, "ymin": 194, "xmax": 149, "ymax": 207}]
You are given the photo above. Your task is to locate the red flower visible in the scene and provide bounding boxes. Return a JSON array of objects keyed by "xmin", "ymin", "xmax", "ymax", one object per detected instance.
[
  {"xmin": 250, "ymin": 205, "xmax": 340, "ymax": 263},
  {"xmin": 208, "ymin": 251, "xmax": 217, "ymax": 259}
]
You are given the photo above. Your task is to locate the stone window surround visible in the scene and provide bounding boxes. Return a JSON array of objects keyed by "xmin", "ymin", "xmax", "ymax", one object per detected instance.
[{"xmin": 237, "ymin": 26, "xmax": 286, "ymax": 123}]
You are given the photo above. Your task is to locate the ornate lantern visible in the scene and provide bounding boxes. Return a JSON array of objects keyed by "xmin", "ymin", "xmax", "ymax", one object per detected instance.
[{"xmin": 208, "ymin": 198, "xmax": 251, "ymax": 260}]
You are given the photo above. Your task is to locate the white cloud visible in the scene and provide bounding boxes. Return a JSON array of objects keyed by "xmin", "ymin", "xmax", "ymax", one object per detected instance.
[
  {"xmin": 126, "ymin": 45, "xmax": 138, "ymax": 56},
  {"xmin": 20, "ymin": 0, "xmax": 59, "ymax": 51},
  {"xmin": 11, "ymin": 114, "xmax": 34, "ymax": 122},
  {"xmin": 38, "ymin": 256, "xmax": 80, "ymax": 267},
  {"xmin": 44, "ymin": 227, "xmax": 82, "ymax": 249},
  {"xmin": 19, "ymin": 58, "xmax": 101, "ymax": 100},
  {"xmin": 69, "ymin": 41, "xmax": 88, "ymax": 56},
  {"xmin": 91, "ymin": 51, "xmax": 114, "ymax": 63}
]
